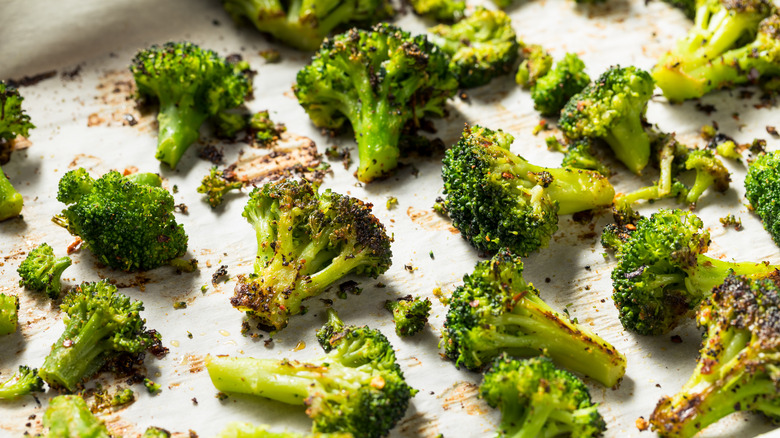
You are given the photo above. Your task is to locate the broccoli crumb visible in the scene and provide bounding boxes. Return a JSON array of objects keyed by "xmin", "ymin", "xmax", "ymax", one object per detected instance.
[
  {"xmin": 767, "ymin": 126, "xmax": 778, "ymax": 137},
  {"xmin": 700, "ymin": 124, "xmax": 717, "ymax": 140},
  {"xmin": 259, "ymin": 49, "xmax": 281, "ymax": 63},
  {"xmin": 172, "ymin": 185, "xmax": 178, "ymax": 194},
  {"xmin": 545, "ymin": 136, "xmax": 566, "ymax": 152},
  {"xmin": 187, "ymin": 331, "xmax": 193, "ymax": 339},
  {"xmin": 211, "ymin": 265, "xmax": 228, "ymax": 285},
  {"xmin": 532, "ymin": 119, "xmax": 548, "ymax": 135},
  {"xmin": 719, "ymin": 214, "xmax": 743, "ymax": 231},
  {"xmin": 173, "ymin": 301, "xmax": 187, "ymax": 310},
  {"xmin": 111, "ymin": 388, "xmax": 135, "ymax": 407},
  {"xmin": 143, "ymin": 378, "xmax": 161, "ymax": 395},
  {"xmin": 386, "ymin": 196, "xmax": 398, "ymax": 210},
  {"xmin": 429, "ymin": 251, "xmax": 434, "ymax": 259},
  {"xmin": 339, "ymin": 280, "xmax": 362, "ymax": 296},
  {"xmin": 636, "ymin": 416, "xmax": 649, "ymax": 431},
  {"xmin": 216, "ymin": 392, "xmax": 228, "ymax": 401},
  {"xmin": 432, "ymin": 197, "xmax": 448, "ymax": 216},
  {"xmin": 336, "ymin": 288, "xmax": 348, "ymax": 300},
  {"xmin": 200, "ymin": 285, "xmax": 208, "ymax": 293}
]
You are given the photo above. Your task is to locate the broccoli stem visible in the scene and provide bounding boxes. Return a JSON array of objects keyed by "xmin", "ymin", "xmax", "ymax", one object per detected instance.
[
  {"xmin": 0, "ymin": 294, "xmax": 18, "ymax": 335},
  {"xmin": 155, "ymin": 101, "xmax": 208, "ymax": 169},
  {"xmin": 355, "ymin": 100, "xmax": 402, "ymax": 182},
  {"xmin": 0, "ymin": 167, "xmax": 23, "ymax": 221},
  {"xmin": 685, "ymin": 255, "xmax": 779, "ymax": 296},
  {"xmin": 515, "ymin": 402, "xmax": 556, "ymax": 438},
  {"xmin": 603, "ymin": 112, "xmax": 650, "ymax": 174}
]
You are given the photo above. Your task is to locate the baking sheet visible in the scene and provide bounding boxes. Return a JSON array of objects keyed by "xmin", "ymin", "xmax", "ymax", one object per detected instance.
[{"xmin": 1, "ymin": 0, "xmax": 780, "ymax": 436}]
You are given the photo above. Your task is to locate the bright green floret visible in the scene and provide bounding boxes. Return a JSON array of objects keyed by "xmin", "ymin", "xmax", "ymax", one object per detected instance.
[
  {"xmin": 480, "ymin": 355, "xmax": 607, "ymax": 438},
  {"xmin": 295, "ymin": 24, "xmax": 457, "ymax": 182},
  {"xmin": 385, "ymin": 295, "xmax": 432, "ymax": 337},
  {"xmin": 198, "ymin": 167, "xmax": 243, "ymax": 208},
  {"xmin": 131, "ymin": 42, "xmax": 251, "ymax": 169},
  {"xmin": 206, "ymin": 310, "xmax": 416, "ymax": 438},
  {"xmin": 0, "ymin": 81, "xmax": 34, "ymax": 221},
  {"xmin": 441, "ymin": 125, "xmax": 615, "ymax": 256},
  {"xmin": 53, "ymin": 168, "xmax": 189, "ymax": 272},
  {"xmin": 559, "ymin": 65, "xmax": 654, "ymax": 174},
  {"xmin": 218, "ymin": 422, "xmax": 353, "ymax": 438},
  {"xmin": 0, "ymin": 366, "xmax": 43, "ymax": 400},
  {"xmin": 650, "ymin": 274, "xmax": 780, "ymax": 438},
  {"xmin": 231, "ymin": 179, "xmax": 392, "ymax": 331},
  {"xmin": 531, "ymin": 53, "xmax": 591, "ymax": 116},
  {"xmin": 0, "ymin": 293, "xmax": 18, "ymax": 336},
  {"xmin": 43, "ymin": 395, "xmax": 111, "ymax": 438},
  {"xmin": 428, "ymin": 8, "xmax": 520, "ymax": 88},
  {"xmin": 39, "ymin": 280, "xmax": 161, "ymax": 392},
  {"xmin": 745, "ymin": 150, "xmax": 780, "ymax": 247},
  {"xmin": 442, "ymin": 249, "xmax": 627, "ymax": 387},
  {"xmin": 516, "ymin": 44, "xmax": 553, "ymax": 88},
  {"xmin": 17, "ymin": 242, "xmax": 72, "ymax": 299},
  {"xmin": 409, "ymin": 0, "xmax": 465, "ymax": 22},
  {"xmin": 144, "ymin": 378, "xmax": 162, "ymax": 394}
]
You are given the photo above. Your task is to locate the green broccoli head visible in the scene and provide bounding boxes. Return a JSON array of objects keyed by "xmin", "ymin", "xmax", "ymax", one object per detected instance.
[
  {"xmin": 531, "ymin": 53, "xmax": 591, "ymax": 116},
  {"xmin": 17, "ymin": 242, "xmax": 72, "ymax": 299},
  {"xmin": 231, "ymin": 179, "xmax": 392, "ymax": 331},
  {"xmin": 441, "ymin": 125, "xmax": 614, "ymax": 256},
  {"xmin": 217, "ymin": 422, "xmax": 353, "ymax": 438},
  {"xmin": 295, "ymin": 24, "xmax": 457, "ymax": 182},
  {"xmin": 197, "ymin": 167, "xmax": 243, "ymax": 208},
  {"xmin": 428, "ymin": 8, "xmax": 520, "ymax": 88},
  {"xmin": 442, "ymin": 249, "xmax": 627, "ymax": 387},
  {"xmin": 745, "ymin": 150, "xmax": 780, "ymax": 247},
  {"xmin": 0, "ymin": 366, "xmax": 43, "ymax": 400},
  {"xmin": 650, "ymin": 274, "xmax": 780, "ymax": 437},
  {"xmin": 43, "ymin": 395, "xmax": 112, "ymax": 438},
  {"xmin": 385, "ymin": 295, "xmax": 432, "ymax": 337},
  {"xmin": 131, "ymin": 42, "xmax": 251, "ymax": 169},
  {"xmin": 39, "ymin": 280, "xmax": 162, "ymax": 392},
  {"xmin": 408, "ymin": 0, "xmax": 465, "ymax": 22},
  {"xmin": 0, "ymin": 293, "xmax": 19, "ymax": 336},
  {"xmin": 516, "ymin": 44, "xmax": 553, "ymax": 88},
  {"xmin": 480, "ymin": 354, "xmax": 607, "ymax": 438},
  {"xmin": 0, "ymin": 81, "xmax": 35, "ymax": 221},
  {"xmin": 559, "ymin": 65, "xmax": 654, "ymax": 174},
  {"xmin": 53, "ymin": 169, "xmax": 188, "ymax": 272}
]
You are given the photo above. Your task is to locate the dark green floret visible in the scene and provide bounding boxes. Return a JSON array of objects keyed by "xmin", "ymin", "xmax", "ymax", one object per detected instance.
[
  {"xmin": 249, "ymin": 110, "xmax": 286, "ymax": 146},
  {"xmin": 660, "ymin": 0, "xmax": 696, "ymax": 18},
  {"xmin": 480, "ymin": 355, "xmax": 607, "ymax": 438},
  {"xmin": 0, "ymin": 81, "xmax": 35, "ymax": 221},
  {"xmin": 0, "ymin": 366, "xmax": 43, "ymax": 400},
  {"xmin": 217, "ymin": 422, "xmax": 354, "ymax": 438},
  {"xmin": 0, "ymin": 293, "xmax": 18, "ymax": 336},
  {"xmin": 557, "ymin": 138, "xmax": 611, "ymax": 176},
  {"xmin": 745, "ymin": 150, "xmax": 780, "ymax": 247},
  {"xmin": 43, "ymin": 395, "xmax": 112, "ymax": 438},
  {"xmin": 385, "ymin": 295, "xmax": 432, "ymax": 337},
  {"xmin": 197, "ymin": 167, "xmax": 243, "ymax": 208},
  {"xmin": 409, "ymin": 0, "xmax": 465, "ymax": 22},
  {"xmin": 17, "ymin": 242, "xmax": 72, "ymax": 299},
  {"xmin": 531, "ymin": 53, "xmax": 590, "ymax": 116}
]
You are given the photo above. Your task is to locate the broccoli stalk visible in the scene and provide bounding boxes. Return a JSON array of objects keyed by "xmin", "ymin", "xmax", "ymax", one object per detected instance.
[
  {"xmin": 231, "ymin": 179, "xmax": 392, "ymax": 331},
  {"xmin": 385, "ymin": 295, "xmax": 432, "ymax": 337},
  {"xmin": 443, "ymin": 249, "xmax": 627, "ymax": 387},
  {"xmin": 0, "ymin": 366, "xmax": 43, "ymax": 400},
  {"xmin": 17, "ymin": 243, "xmax": 72, "ymax": 299},
  {"xmin": 745, "ymin": 150, "xmax": 780, "ymax": 247},
  {"xmin": 0, "ymin": 81, "xmax": 35, "ymax": 221},
  {"xmin": 197, "ymin": 167, "xmax": 243, "ymax": 208},
  {"xmin": 217, "ymin": 422, "xmax": 353, "ymax": 438},
  {"xmin": 43, "ymin": 395, "xmax": 112, "ymax": 438},
  {"xmin": 0, "ymin": 293, "xmax": 19, "ymax": 336}
]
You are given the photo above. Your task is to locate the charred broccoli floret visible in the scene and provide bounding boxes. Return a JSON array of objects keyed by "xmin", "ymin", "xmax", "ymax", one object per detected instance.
[
  {"xmin": 17, "ymin": 243, "xmax": 72, "ymax": 299},
  {"xmin": 559, "ymin": 66, "xmax": 654, "ymax": 174},
  {"xmin": 441, "ymin": 125, "xmax": 614, "ymax": 256},
  {"xmin": 428, "ymin": 8, "xmax": 520, "ymax": 88},
  {"xmin": 408, "ymin": 0, "xmax": 465, "ymax": 22},
  {"xmin": 442, "ymin": 250, "xmax": 627, "ymax": 387},
  {"xmin": 0, "ymin": 81, "xmax": 34, "ymax": 221},
  {"xmin": 745, "ymin": 150, "xmax": 780, "ymax": 246},
  {"xmin": 0, "ymin": 366, "xmax": 43, "ymax": 400},
  {"xmin": 39, "ymin": 280, "xmax": 162, "ymax": 392},
  {"xmin": 650, "ymin": 274, "xmax": 780, "ymax": 437},
  {"xmin": 131, "ymin": 42, "xmax": 251, "ymax": 169},
  {"xmin": 0, "ymin": 293, "xmax": 18, "ymax": 336},
  {"xmin": 295, "ymin": 24, "xmax": 457, "ymax": 182},
  {"xmin": 218, "ymin": 422, "xmax": 353, "ymax": 438},
  {"xmin": 531, "ymin": 53, "xmax": 591, "ymax": 116},
  {"xmin": 206, "ymin": 310, "xmax": 415, "ymax": 438},
  {"xmin": 43, "ymin": 395, "xmax": 111, "ymax": 438},
  {"xmin": 197, "ymin": 167, "xmax": 243, "ymax": 208},
  {"xmin": 53, "ymin": 169, "xmax": 189, "ymax": 272},
  {"xmin": 516, "ymin": 44, "xmax": 553, "ymax": 88},
  {"xmin": 231, "ymin": 179, "xmax": 392, "ymax": 331},
  {"xmin": 385, "ymin": 295, "xmax": 432, "ymax": 337},
  {"xmin": 480, "ymin": 354, "xmax": 607, "ymax": 437}
]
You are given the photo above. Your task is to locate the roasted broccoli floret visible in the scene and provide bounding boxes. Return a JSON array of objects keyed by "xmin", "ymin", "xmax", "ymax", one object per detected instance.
[
  {"xmin": 38, "ymin": 280, "xmax": 161, "ymax": 392},
  {"xmin": 660, "ymin": 0, "xmax": 696, "ymax": 18},
  {"xmin": 559, "ymin": 65, "xmax": 654, "ymax": 174},
  {"xmin": 745, "ymin": 150, "xmax": 780, "ymax": 246},
  {"xmin": 531, "ymin": 53, "xmax": 591, "ymax": 116},
  {"xmin": 480, "ymin": 355, "xmax": 607, "ymax": 437},
  {"xmin": 408, "ymin": 0, "xmax": 465, "ymax": 22},
  {"xmin": 131, "ymin": 42, "xmax": 251, "ymax": 169},
  {"xmin": 143, "ymin": 427, "xmax": 172, "ymax": 438},
  {"xmin": 441, "ymin": 125, "xmax": 615, "ymax": 256},
  {"xmin": 604, "ymin": 208, "xmax": 780, "ymax": 335},
  {"xmin": 249, "ymin": 110, "xmax": 286, "ymax": 147},
  {"xmin": 206, "ymin": 311, "xmax": 415, "ymax": 438},
  {"xmin": 428, "ymin": 8, "xmax": 520, "ymax": 88},
  {"xmin": 198, "ymin": 167, "xmax": 243, "ymax": 208},
  {"xmin": 213, "ymin": 111, "xmax": 249, "ymax": 139},
  {"xmin": 217, "ymin": 422, "xmax": 353, "ymax": 438},
  {"xmin": 442, "ymin": 249, "xmax": 627, "ymax": 387},
  {"xmin": 231, "ymin": 179, "xmax": 392, "ymax": 331},
  {"xmin": 650, "ymin": 274, "xmax": 780, "ymax": 437},
  {"xmin": 0, "ymin": 81, "xmax": 34, "ymax": 221},
  {"xmin": 295, "ymin": 24, "xmax": 457, "ymax": 182},
  {"xmin": 516, "ymin": 44, "xmax": 553, "ymax": 88},
  {"xmin": 653, "ymin": 1, "xmax": 778, "ymax": 101},
  {"xmin": 53, "ymin": 168, "xmax": 189, "ymax": 272},
  {"xmin": 0, "ymin": 293, "xmax": 18, "ymax": 336},
  {"xmin": 558, "ymin": 138, "xmax": 611, "ymax": 176},
  {"xmin": 0, "ymin": 366, "xmax": 43, "ymax": 400},
  {"xmin": 43, "ymin": 395, "xmax": 112, "ymax": 438},
  {"xmin": 17, "ymin": 242, "xmax": 72, "ymax": 299},
  {"xmin": 385, "ymin": 295, "xmax": 432, "ymax": 337}
]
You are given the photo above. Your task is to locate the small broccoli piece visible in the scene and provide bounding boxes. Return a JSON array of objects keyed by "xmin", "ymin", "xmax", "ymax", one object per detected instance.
[
  {"xmin": 745, "ymin": 150, "xmax": 780, "ymax": 246},
  {"xmin": 43, "ymin": 395, "xmax": 112, "ymax": 438},
  {"xmin": 650, "ymin": 274, "xmax": 780, "ymax": 437},
  {"xmin": 385, "ymin": 295, "xmax": 432, "ymax": 337},
  {"xmin": 480, "ymin": 354, "xmax": 607, "ymax": 437},
  {"xmin": 661, "ymin": 0, "xmax": 696, "ymax": 18},
  {"xmin": 428, "ymin": 8, "xmax": 520, "ymax": 88},
  {"xmin": 143, "ymin": 427, "xmax": 172, "ymax": 438},
  {"xmin": 560, "ymin": 65, "xmax": 654, "ymax": 174},
  {"xmin": 295, "ymin": 24, "xmax": 457, "ymax": 182},
  {"xmin": 0, "ymin": 293, "xmax": 18, "ymax": 336},
  {"xmin": 197, "ymin": 167, "xmax": 243, "ymax": 208},
  {"xmin": 213, "ymin": 111, "xmax": 249, "ymax": 139},
  {"xmin": 131, "ymin": 42, "xmax": 251, "ymax": 169},
  {"xmin": 53, "ymin": 168, "xmax": 188, "ymax": 272},
  {"xmin": 232, "ymin": 179, "xmax": 392, "ymax": 331},
  {"xmin": 516, "ymin": 44, "xmax": 553, "ymax": 88},
  {"xmin": 39, "ymin": 280, "xmax": 161, "ymax": 392},
  {"xmin": 111, "ymin": 388, "xmax": 135, "ymax": 407},
  {"xmin": 442, "ymin": 250, "xmax": 627, "ymax": 387},
  {"xmin": 206, "ymin": 310, "xmax": 415, "ymax": 438},
  {"xmin": 531, "ymin": 53, "xmax": 591, "ymax": 116},
  {"xmin": 408, "ymin": 0, "xmax": 465, "ymax": 22},
  {"xmin": 17, "ymin": 242, "xmax": 72, "ymax": 298},
  {"xmin": 604, "ymin": 209, "xmax": 780, "ymax": 335},
  {"xmin": 441, "ymin": 125, "xmax": 615, "ymax": 256},
  {"xmin": 249, "ymin": 110, "xmax": 286, "ymax": 147},
  {"xmin": 0, "ymin": 81, "xmax": 35, "ymax": 222},
  {"xmin": 653, "ymin": 1, "xmax": 778, "ymax": 101},
  {"xmin": 218, "ymin": 422, "xmax": 353, "ymax": 438},
  {"xmin": 144, "ymin": 378, "xmax": 162, "ymax": 394},
  {"xmin": 560, "ymin": 138, "xmax": 611, "ymax": 176},
  {"xmin": 0, "ymin": 366, "xmax": 43, "ymax": 400},
  {"xmin": 682, "ymin": 149, "xmax": 730, "ymax": 204}
]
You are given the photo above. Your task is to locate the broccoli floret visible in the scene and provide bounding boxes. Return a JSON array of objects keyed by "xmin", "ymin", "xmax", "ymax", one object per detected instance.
[
  {"xmin": 38, "ymin": 280, "xmax": 162, "ymax": 392},
  {"xmin": 531, "ymin": 53, "xmax": 591, "ymax": 116},
  {"xmin": 650, "ymin": 274, "xmax": 780, "ymax": 437},
  {"xmin": 213, "ymin": 111, "xmax": 249, "ymax": 139},
  {"xmin": 17, "ymin": 242, "xmax": 72, "ymax": 299},
  {"xmin": 408, "ymin": 0, "xmax": 465, "ymax": 22},
  {"xmin": 0, "ymin": 81, "xmax": 35, "ymax": 221},
  {"xmin": 231, "ymin": 179, "xmax": 392, "ymax": 331},
  {"xmin": 428, "ymin": 8, "xmax": 520, "ymax": 88},
  {"xmin": 249, "ymin": 110, "xmax": 286, "ymax": 147},
  {"xmin": 0, "ymin": 293, "xmax": 18, "ymax": 336},
  {"xmin": 131, "ymin": 42, "xmax": 251, "ymax": 169},
  {"xmin": 441, "ymin": 125, "xmax": 615, "ymax": 256},
  {"xmin": 560, "ymin": 138, "xmax": 611, "ymax": 176},
  {"xmin": 295, "ymin": 24, "xmax": 457, "ymax": 182},
  {"xmin": 604, "ymin": 208, "xmax": 780, "ymax": 335},
  {"xmin": 745, "ymin": 150, "xmax": 780, "ymax": 246},
  {"xmin": 442, "ymin": 249, "xmax": 627, "ymax": 387},
  {"xmin": 43, "ymin": 395, "xmax": 112, "ymax": 438},
  {"xmin": 516, "ymin": 44, "xmax": 553, "ymax": 88},
  {"xmin": 206, "ymin": 311, "xmax": 415, "ymax": 438},
  {"xmin": 559, "ymin": 65, "xmax": 654, "ymax": 174},
  {"xmin": 661, "ymin": 0, "xmax": 696, "ymax": 18},
  {"xmin": 143, "ymin": 427, "xmax": 172, "ymax": 438},
  {"xmin": 653, "ymin": 1, "xmax": 778, "ymax": 101},
  {"xmin": 218, "ymin": 422, "xmax": 354, "ymax": 437},
  {"xmin": 144, "ymin": 377, "xmax": 162, "ymax": 394},
  {"xmin": 385, "ymin": 295, "xmax": 432, "ymax": 337},
  {"xmin": 0, "ymin": 366, "xmax": 43, "ymax": 400},
  {"xmin": 480, "ymin": 354, "xmax": 607, "ymax": 437},
  {"xmin": 197, "ymin": 167, "xmax": 243, "ymax": 208},
  {"xmin": 53, "ymin": 168, "xmax": 189, "ymax": 272}
]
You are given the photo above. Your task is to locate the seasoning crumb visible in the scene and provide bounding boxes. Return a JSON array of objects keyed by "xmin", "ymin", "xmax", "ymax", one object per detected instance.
[
  {"xmin": 636, "ymin": 416, "xmax": 649, "ymax": 431},
  {"xmin": 212, "ymin": 265, "xmax": 229, "ymax": 285},
  {"xmin": 767, "ymin": 125, "xmax": 779, "ymax": 137},
  {"xmin": 192, "ymin": 397, "xmax": 198, "ymax": 405},
  {"xmin": 216, "ymin": 392, "xmax": 228, "ymax": 401},
  {"xmin": 719, "ymin": 214, "xmax": 743, "ymax": 231}
]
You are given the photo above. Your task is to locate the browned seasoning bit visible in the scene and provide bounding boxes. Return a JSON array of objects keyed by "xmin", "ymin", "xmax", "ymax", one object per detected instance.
[
  {"xmin": 66, "ymin": 238, "xmax": 83, "ymax": 255},
  {"xmin": 767, "ymin": 126, "xmax": 779, "ymax": 137},
  {"xmin": 636, "ymin": 416, "xmax": 649, "ymax": 431},
  {"xmin": 212, "ymin": 265, "xmax": 229, "ymax": 285},
  {"xmin": 670, "ymin": 335, "xmax": 683, "ymax": 344}
]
